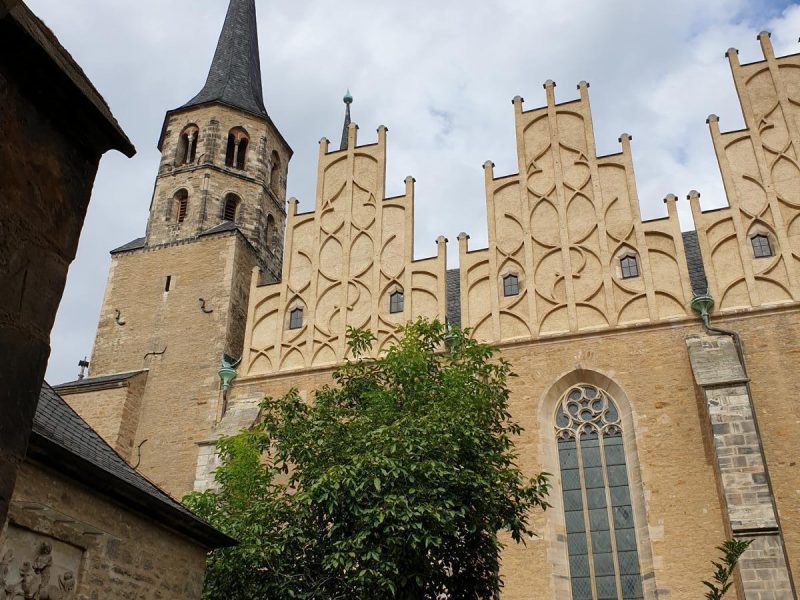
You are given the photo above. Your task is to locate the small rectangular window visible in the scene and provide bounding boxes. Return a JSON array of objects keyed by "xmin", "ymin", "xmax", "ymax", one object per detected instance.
[
  {"xmin": 620, "ymin": 255, "xmax": 639, "ymax": 279},
  {"xmin": 503, "ymin": 274, "xmax": 520, "ymax": 297},
  {"xmin": 165, "ymin": 275, "xmax": 172, "ymax": 292},
  {"xmin": 389, "ymin": 291, "xmax": 404, "ymax": 314},
  {"xmin": 751, "ymin": 234, "xmax": 773, "ymax": 258},
  {"xmin": 289, "ymin": 307, "xmax": 303, "ymax": 330}
]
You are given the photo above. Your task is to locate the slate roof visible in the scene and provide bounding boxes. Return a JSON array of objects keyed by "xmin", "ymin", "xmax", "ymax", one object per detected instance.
[
  {"xmin": 181, "ymin": 0, "xmax": 267, "ymax": 118},
  {"xmin": 446, "ymin": 268, "xmax": 461, "ymax": 327},
  {"xmin": 198, "ymin": 220, "xmax": 240, "ymax": 237},
  {"xmin": 110, "ymin": 236, "xmax": 145, "ymax": 254},
  {"xmin": 29, "ymin": 383, "xmax": 234, "ymax": 548},
  {"xmin": 54, "ymin": 370, "xmax": 146, "ymax": 391},
  {"xmin": 682, "ymin": 230, "xmax": 708, "ymax": 295}
]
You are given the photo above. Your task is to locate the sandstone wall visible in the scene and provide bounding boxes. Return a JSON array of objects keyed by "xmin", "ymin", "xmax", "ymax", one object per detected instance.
[
  {"xmin": 82, "ymin": 233, "xmax": 257, "ymax": 497},
  {"xmin": 4, "ymin": 461, "xmax": 207, "ymax": 599}
]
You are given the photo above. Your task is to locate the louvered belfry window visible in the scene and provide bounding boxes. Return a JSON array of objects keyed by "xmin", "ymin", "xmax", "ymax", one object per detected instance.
[{"xmin": 556, "ymin": 385, "xmax": 644, "ymax": 600}]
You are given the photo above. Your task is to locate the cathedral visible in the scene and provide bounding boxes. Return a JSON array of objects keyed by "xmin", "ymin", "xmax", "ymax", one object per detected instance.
[{"xmin": 53, "ymin": 0, "xmax": 800, "ymax": 598}]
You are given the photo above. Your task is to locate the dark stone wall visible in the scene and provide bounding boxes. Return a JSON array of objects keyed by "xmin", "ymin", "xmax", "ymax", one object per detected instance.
[{"xmin": 0, "ymin": 56, "xmax": 101, "ymax": 526}]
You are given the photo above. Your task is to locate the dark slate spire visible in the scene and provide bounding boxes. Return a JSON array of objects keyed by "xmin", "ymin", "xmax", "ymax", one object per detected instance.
[
  {"xmin": 182, "ymin": 0, "xmax": 267, "ymax": 118},
  {"xmin": 339, "ymin": 90, "xmax": 353, "ymax": 150}
]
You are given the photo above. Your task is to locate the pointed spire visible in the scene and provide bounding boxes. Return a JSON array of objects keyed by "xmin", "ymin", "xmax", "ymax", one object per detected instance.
[
  {"xmin": 182, "ymin": 0, "xmax": 267, "ymax": 118},
  {"xmin": 340, "ymin": 90, "xmax": 353, "ymax": 150}
]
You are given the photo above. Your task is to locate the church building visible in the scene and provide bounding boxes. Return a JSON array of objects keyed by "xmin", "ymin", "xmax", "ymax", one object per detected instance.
[{"xmin": 55, "ymin": 1, "xmax": 800, "ymax": 598}]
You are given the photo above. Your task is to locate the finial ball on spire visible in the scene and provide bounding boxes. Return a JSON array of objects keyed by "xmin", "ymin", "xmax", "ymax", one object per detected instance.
[{"xmin": 343, "ymin": 89, "xmax": 353, "ymax": 105}]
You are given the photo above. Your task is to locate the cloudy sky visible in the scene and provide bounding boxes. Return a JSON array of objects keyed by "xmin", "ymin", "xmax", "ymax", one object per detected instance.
[{"xmin": 33, "ymin": 0, "xmax": 799, "ymax": 383}]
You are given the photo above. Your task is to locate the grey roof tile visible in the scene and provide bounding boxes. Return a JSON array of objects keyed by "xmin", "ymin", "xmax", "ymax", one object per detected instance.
[
  {"xmin": 446, "ymin": 268, "xmax": 461, "ymax": 327},
  {"xmin": 110, "ymin": 236, "xmax": 145, "ymax": 254},
  {"xmin": 31, "ymin": 383, "xmax": 234, "ymax": 548},
  {"xmin": 198, "ymin": 220, "xmax": 240, "ymax": 237},
  {"xmin": 682, "ymin": 230, "xmax": 708, "ymax": 295},
  {"xmin": 53, "ymin": 370, "xmax": 146, "ymax": 390},
  {"xmin": 181, "ymin": 0, "xmax": 267, "ymax": 118}
]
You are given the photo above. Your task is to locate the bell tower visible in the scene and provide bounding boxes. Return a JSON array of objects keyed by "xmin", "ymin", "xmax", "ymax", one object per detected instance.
[
  {"xmin": 147, "ymin": 0, "xmax": 291, "ymax": 277},
  {"xmin": 55, "ymin": 0, "xmax": 292, "ymax": 498}
]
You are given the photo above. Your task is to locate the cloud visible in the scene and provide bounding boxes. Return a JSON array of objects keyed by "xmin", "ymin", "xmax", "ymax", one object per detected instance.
[{"xmin": 28, "ymin": 0, "xmax": 799, "ymax": 383}]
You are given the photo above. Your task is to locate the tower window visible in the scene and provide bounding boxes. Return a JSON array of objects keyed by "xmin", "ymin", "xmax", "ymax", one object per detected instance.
[
  {"xmin": 556, "ymin": 384, "xmax": 644, "ymax": 599},
  {"xmin": 289, "ymin": 307, "xmax": 304, "ymax": 330},
  {"xmin": 751, "ymin": 233, "xmax": 773, "ymax": 258},
  {"xmin": 270, "ymin": 150, "xmax": 281, "ymax": 196},
  {"xmin": 225, "ymin": 127, "xmax": 249, "ymax": 170},
  {"xmin": 164, "ymin": 275, "xmax": 172, "ymax": 292},
  {"xmin": 389, "ymin": 290, "xmax": 404, "ymax": 314},
  {"xmin": 265, "ymin": 214, "xmax": 276, "ymax": 251},
  {"xmin": 175, "ymin": 124, "xmax": 199, "ymax": 166},
  {"xmin": 174, "ymin": 189, "xmax": 189, "ymax": 224},
  {"xmin": 620, "ymin": 255, "xmax": 639, "ymax": 279},
  {"xmin": 503, "ymin": 274, "xmax": 520, "ymax": 297},
  {"xmin": 223, "ymin": 194, "xmax": 240, "ymax": 222}
]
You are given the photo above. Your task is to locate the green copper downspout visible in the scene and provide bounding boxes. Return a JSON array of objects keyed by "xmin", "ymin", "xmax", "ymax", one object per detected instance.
[{"xmin": 690, "ymin": 292, "xmax": 714, "ymax": 329}]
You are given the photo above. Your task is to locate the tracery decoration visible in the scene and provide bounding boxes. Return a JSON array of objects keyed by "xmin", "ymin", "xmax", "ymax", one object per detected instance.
[{"xmin": 555, "ymin": 384, "xmax": 644, "ymax": 600}]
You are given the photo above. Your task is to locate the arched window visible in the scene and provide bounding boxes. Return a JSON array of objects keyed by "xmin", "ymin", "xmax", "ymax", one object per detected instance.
[
  {"xmin": 175, "ymin": 124, "xmax": 199, "ymax": 166},
  {"xmin": 620, "ymin": 255, "xmax": 639, "ymax": 279},
  {"xmin": 556, "ymin": 384, "xmax": 644, "ymax": 599},
  {"xmin": 503, "ymin": 273, "xmax": 520, "ymax": 297},
  {"xmin": 265, "ymin": 214, "xmax": 276, "ymax": 251},
  {"xmin": 751, "ymin": 233, "xmax": 773, "ymax": 258},
  {"xmin": 225, "ymin": 127, "xmax": 249, "ymax": 170},
  {"xmin": 173, "ymin": 189, "xmax": 189, "ymax": 224},
  {"xmin": 223, "ymin": 194, "xmax": 239, "ymax": 222},
  {"xmin": 270, "ymin": 150, "xmax": 281, "ymax": 196},
  {"xmin": 389, "ymin": 290, "xmax": 404, "ymax": 314},
  {"xmin": 288, "ymin": 307, "xmax": 304, "ymax": 330}
]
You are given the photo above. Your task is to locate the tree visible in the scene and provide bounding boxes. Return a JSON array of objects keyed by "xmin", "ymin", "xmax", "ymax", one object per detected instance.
[
  {"xmin": 702, "ymin": 539, "xmax": 752, "ymax": 600},
  {"xmin": 185, "ymin": 319, "xmax": 550, "ymax": 599}
]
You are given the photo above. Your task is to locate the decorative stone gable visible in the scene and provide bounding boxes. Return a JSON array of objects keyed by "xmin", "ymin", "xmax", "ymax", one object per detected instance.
[
  {"xmin": 691, "ymin": 32, "xmax": 800, "ymax": 311},
  {"xmin": 459, "ymin": 81, "xmax": 693, "ymax": 343},
  {"xmin": 241, "ymin": 124, "xmax": 448, "ymax": 375}
]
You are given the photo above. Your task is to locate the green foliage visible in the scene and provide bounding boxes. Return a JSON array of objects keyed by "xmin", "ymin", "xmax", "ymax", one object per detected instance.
[
  {"xmin": 185, "ymin": 319, "xmax": 550, "ymax": 599},
  {"xmin": 702, "ymin": 539, "xmax": 752, "ymax": 600}
]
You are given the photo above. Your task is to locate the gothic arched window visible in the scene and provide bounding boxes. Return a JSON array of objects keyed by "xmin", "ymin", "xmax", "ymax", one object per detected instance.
[
  {"xmin": 223, "ymin": 193, "xmax": 240, "ymax": 222},
  {"xmin": 288, "ymin": 307, "xmax": 304, "ymax": 330},
  {"xmin": 503, "ymin": 273, "xmax": 520, "ymax": 297},
  {"xmin": 620, "ymin": 255, "xmax": 639, "ymax": 279},
  {"xmin": 225, "ymin": 127, "xmax": 249, "ymax": 170},
  {"xmin": 173, "ymin": 189, "xmax": 189, "ymax": 224},
  {"xmin": 175, "ymin": 124, "xmax": 199, "ymax": 166},
  {"xmin": 556, "ymin": 384, "xmax": 644, "ymax": 600},
  {"xmin": 751, "ymin": 233, "xmax": 773, "ymax": 258},
  {"xmin": 389, "ymin": 290, "xmax": 404, "ymax": 314}
]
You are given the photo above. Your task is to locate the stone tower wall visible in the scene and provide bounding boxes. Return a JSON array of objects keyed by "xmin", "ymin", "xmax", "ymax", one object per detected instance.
[
  {"xmin": 148, "ymin": 104, "xmax": 290, "ymax": 278},
  {"xmin": 74, "ymin": 233, "xmax": 257, "ymax": 496}
]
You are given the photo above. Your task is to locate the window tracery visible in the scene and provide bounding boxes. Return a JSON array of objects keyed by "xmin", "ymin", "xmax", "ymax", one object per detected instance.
[{"xmin": 555, "ymin": 384, "xmax": 644, "ymax": 600}]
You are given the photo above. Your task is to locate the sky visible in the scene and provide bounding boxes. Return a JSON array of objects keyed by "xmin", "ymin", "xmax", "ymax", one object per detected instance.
[{"xmin": 32, "ymin": 0, "xmax": 800, "ymax": 384}]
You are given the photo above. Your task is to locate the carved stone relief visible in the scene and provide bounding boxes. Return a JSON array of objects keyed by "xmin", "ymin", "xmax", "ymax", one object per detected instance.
[{"xmin": 0, "ymin": 526, "xmax": 80, "ymax": 600}]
